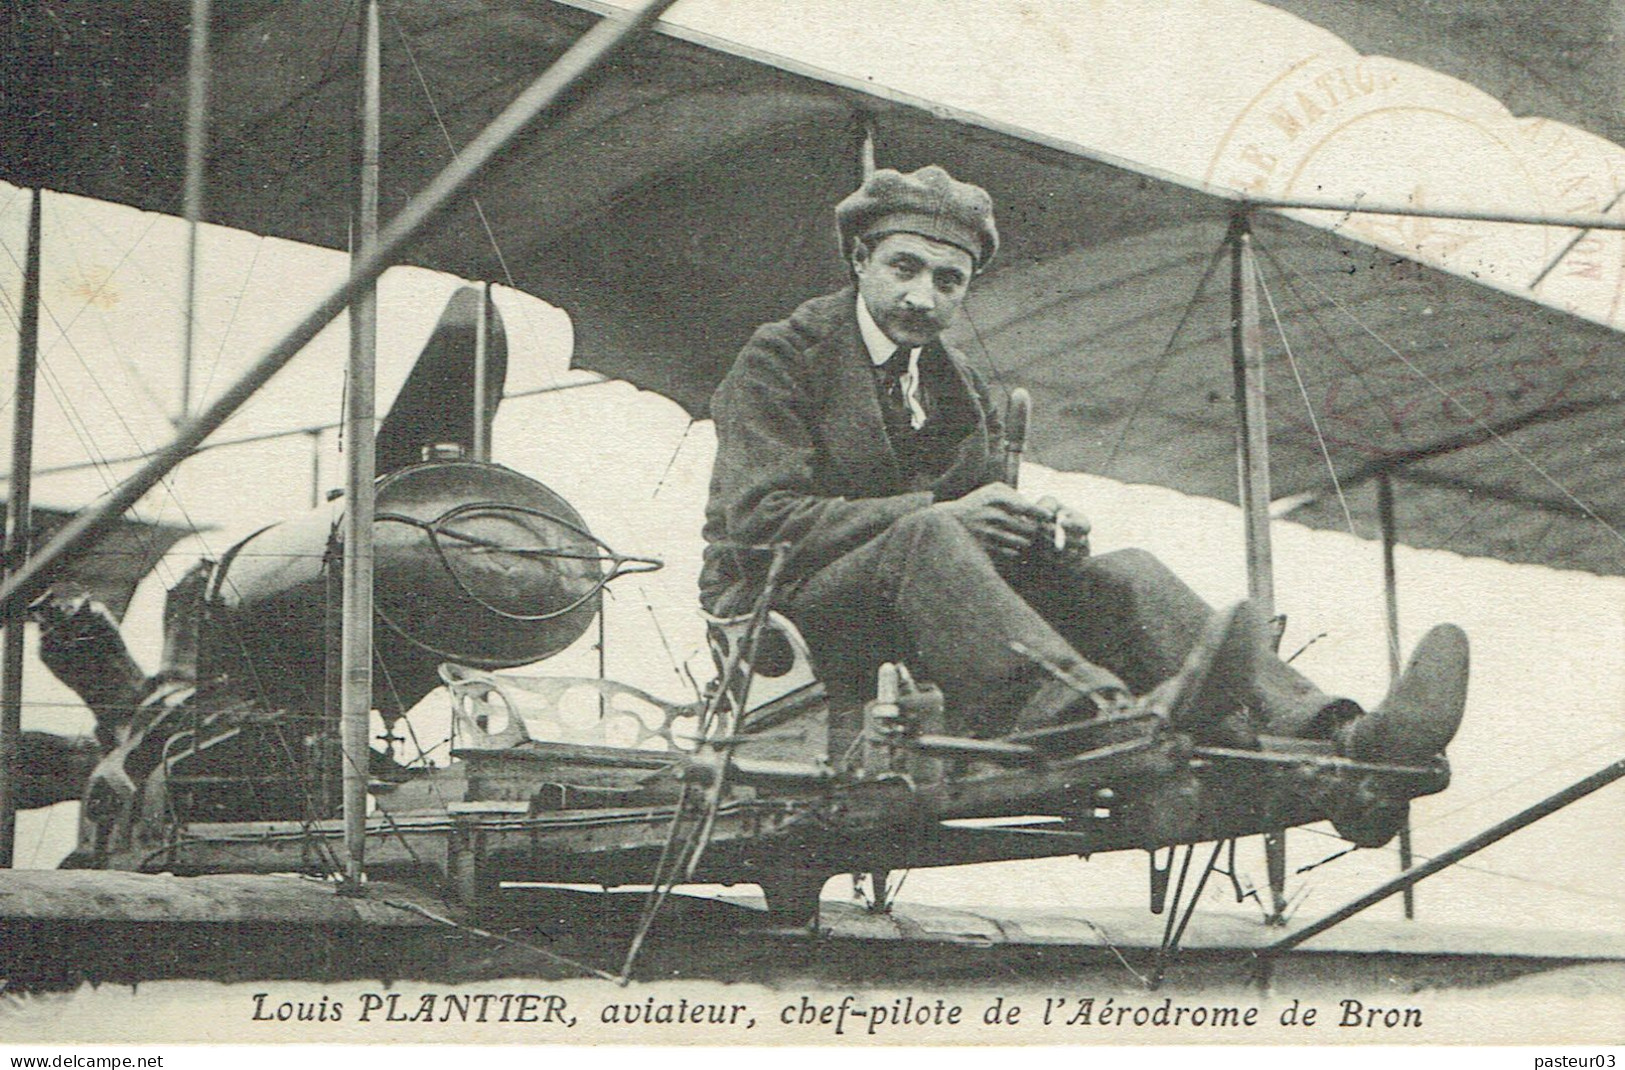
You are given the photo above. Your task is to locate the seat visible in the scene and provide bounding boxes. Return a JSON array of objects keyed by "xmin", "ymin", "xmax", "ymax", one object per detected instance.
[
  {"xmin": 703, "ymin": 610, "xmax": 828, "ymax": 760},
  {"xmin": 703, "ymin": 609, "xmax": 821, "ymax": 717}
]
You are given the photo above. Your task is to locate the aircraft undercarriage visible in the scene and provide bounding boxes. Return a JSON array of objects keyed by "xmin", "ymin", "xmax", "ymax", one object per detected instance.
[
  {"xmin": 67, "ymin": 659, "xmax": 1449, "ymax": 933},
  {"xmin": 6, "ymin": 451, "xmax": 1456, "ymax": 983}
]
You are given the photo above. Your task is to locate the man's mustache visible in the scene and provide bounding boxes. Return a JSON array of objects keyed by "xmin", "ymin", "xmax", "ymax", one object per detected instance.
[{"xmin": 887, "ymin": 309, "xmax": 938, "ymax": 331}]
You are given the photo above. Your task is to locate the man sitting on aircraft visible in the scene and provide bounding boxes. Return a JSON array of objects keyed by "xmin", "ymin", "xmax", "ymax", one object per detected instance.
[{"xmin": 700, "ymin": 164, "xmax": 1468, "ymax": 760}]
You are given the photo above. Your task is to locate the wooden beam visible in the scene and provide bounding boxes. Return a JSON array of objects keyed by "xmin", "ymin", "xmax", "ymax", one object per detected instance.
[
  {"xmin": 341, "ymin": 0, "xmax": 382, "ymax": 891},
  {"xmin": 1378, "ymin": 474, "xmax": 1416, "ymax": 920},
  {"xmin": 1230, "ymin": 213, "xmax": 1288, "ymax": 925},
  {"xmin": 0, "ymin": 189, "xmax": 42, "ymax": 866}
]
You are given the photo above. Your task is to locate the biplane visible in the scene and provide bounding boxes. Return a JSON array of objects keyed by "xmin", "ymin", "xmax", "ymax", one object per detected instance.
[{"xmin": 0, "ymin": 0, "xmax": 1621, "ymax": 985}]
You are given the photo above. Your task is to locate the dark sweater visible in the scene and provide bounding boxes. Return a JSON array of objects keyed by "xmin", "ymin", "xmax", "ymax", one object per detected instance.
[{"xmin": 700, "ymin": 287, "xmax": 1006, "ymax": 615}]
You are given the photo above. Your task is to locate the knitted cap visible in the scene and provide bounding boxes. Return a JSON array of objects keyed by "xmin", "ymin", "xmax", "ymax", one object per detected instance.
[{"xmin": 835, "ymin": 165, "xmax": 998, "ymax": 270}]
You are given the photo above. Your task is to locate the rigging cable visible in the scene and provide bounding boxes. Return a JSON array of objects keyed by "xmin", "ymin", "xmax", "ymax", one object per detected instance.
[
  {"xmin": 381, "ymin": 897, "xmax": 619, "ymax": 982},
  {"xmin": 44, "ymin": 208, "xmax": 174, "ymax": 419},
  {"xmin": 1235, "ymin": 237, "xmax": 1625, "ymax": 915},
  {"xmin": 0, "ymin": 206, "xmax": 207, "ymax": 591},
  {"xmin": 1279, "ymin": 250, "xmax": 1625, "ymax": 553},
  {"xmin": 1253, "ymin": 241, "xmax": 1479, "ymax": 552},
  {"xmin": 1250, "ymin": 239, "xmax": 1358, "ymax": 538},
  {"xmin": 1409, "ymin": 727, "xmax": 1625, "ymax": 833},
  {"xmin": 385, "ymin": 7, "xmax": 575, "ymax": 391},
  {"xmin": 192, "ymin": 2, "xmax": 359, "ymax": 410},
  {"xmin": 1529, "ymin": 185, "xmax": 1625, "ymax": 291},
  {"xmin": 649, "ymin": 418, "xmax": 697, "ymax": 501},
  {"xmin": 355, "ymin": 2, "xmax": 720, "ymax": 913},
  {"xmin": 388, "ymin": 0, "xmax": 704, "ymax": 739},
  {"xmin": 640, "ymin": 585, "xmax": 702, "ymax": 701},
  {"xmin": 1100, "ymin": 236, "xmax": 1230, "ymax": 478},
  {"xmin": 1292, "ymin": 820, "xmax": 1625, "ymax": 909},
  {"xmin": 386, "ymin": 8, "xmax": 517, "ymax": 291}
]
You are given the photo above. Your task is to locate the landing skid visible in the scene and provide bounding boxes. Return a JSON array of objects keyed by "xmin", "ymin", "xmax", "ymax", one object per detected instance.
[{"xmin": 758, "ymin": 871, "xmax": 826, "ymax": 930}]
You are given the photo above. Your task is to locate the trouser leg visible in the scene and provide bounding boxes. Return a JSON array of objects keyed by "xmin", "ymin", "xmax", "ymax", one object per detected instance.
[
  {"xmin": 1016, "ymin": 547, "xmax": 1343, "ymax": 737},
  {"xmin": 785, "ymin": 509, "xmax": 1123, "ymax": 737},
  {"xmin": 1012, "ymin": 548, "xmax": 1205, "ymax": 692},
  {"xmin": 786, "ymin": 513, "xmax": 1347, "ymax": 741}
]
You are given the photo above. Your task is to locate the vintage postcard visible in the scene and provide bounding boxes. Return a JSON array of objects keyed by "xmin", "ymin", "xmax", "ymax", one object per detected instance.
[{"xmin": 0, "ymin": 0, "xmax": 1621, "ymax": 1057}]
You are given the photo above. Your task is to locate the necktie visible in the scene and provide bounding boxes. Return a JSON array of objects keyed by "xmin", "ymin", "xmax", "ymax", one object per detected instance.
[{"xmin": 882, "ymin": 346, "xmax": 928, "ymax": 431}]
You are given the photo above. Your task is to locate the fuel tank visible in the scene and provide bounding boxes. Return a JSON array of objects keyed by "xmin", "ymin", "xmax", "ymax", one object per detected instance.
[{"xmin": 199, "ymin": 460, "xmax": 603, "ymax": 716}]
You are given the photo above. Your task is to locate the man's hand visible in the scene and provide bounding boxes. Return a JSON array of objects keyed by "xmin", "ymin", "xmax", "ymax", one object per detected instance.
[
  {"xmin": 1035, "ymin": 495, "xmax": 1091, "ymax": 557},
  {"xmin": 932, "ymin": 482, "xmax": 1052, "ymax": 557}
]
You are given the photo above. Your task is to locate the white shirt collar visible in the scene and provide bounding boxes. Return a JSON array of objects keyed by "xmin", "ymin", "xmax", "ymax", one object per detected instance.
[
  {"xmin": 856, "ymin": 294, "xmax": 929, "ymax": 430},
  {"xmin": 856, "ymin": 293, "xmax": 917, "ymax": 367}
]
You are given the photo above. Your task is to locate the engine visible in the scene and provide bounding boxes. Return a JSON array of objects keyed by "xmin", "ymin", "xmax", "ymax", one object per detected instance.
[{"xmin": 194, "ymin": 459, "xmax": 613, "ymax": 718}]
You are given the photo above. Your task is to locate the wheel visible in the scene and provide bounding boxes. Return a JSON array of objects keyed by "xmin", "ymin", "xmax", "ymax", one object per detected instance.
[{"xmin": 1331, "ymin": 797, "xmax": 1409, "ymax": 849}]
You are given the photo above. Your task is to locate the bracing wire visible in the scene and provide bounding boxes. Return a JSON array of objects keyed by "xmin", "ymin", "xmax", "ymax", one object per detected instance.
[
  {"xmin": 381, "ymin": 897, "xmax": 619, "ymax": 982},
  {"xmin": 194, "ymin": 1, "xmax": 358, "ymax": 410},
  {"xmin": 650, "ymin": 418, "xmax": 697, "ymax": 500},
  {"xmin": 1254, "ymin": 239, "xmax": 1513, "ymax": 462},
  {"xmin": 639, "ymin": 586, "xmax": 700, "ymax": 701},
  {"xmin": 956, "ymin": 293, "xmax": 1011, "ymax": 400},
  {"xmin": 35, "ymin": 206, "xmax": 219, "ymax": 564},
  {"xmin": 1103, "ymin": 236, "xmax": 1230, "ymax": 476},
  {"xmin": 1278, "ymin": 249, "xmax": 1625, "ymax": 553},
  {"xmin": 12, "ymin": 3, "xmax": 518, "ymax": 868},
  {"xmin": 0, "ymin": 229, "xmax": 142, "ymax": 495},
  {"xmin": 385, "ymin": 6, "xmax": 698, "ymax": 699},
  {"xmin": 1250, "ymin": 238, "xmax": 1358, "ymax": 538},
  {"xmin": 1251, "ymin": 240, "xmax": 1495, "ymax": 562},
  {"xmin": 1221, "ymin": 727, "xmax": 1625, "ymax": 915},
  {"xmin": 1410, "ymin": 727, "xmax": 1625, "ymax": 833},
  {"xmin": 958, "ymin": 241, "xmax": 1225, "ymax": 400},
  {"xmin": 0, "ymin": 205, "xmax": 210, "ymax": 593},
  {"xmin": 45, "ymin": 210, "xmax": 174, "ymax": 419},
  {"xmin": 2, "ymin": 375, "xmax": 608, "ymax": 487},
  {"xmin": 385, "ymin": 5, "xmax": 704, "ymax": 817},
  {"xmin": 0, "ymin": 186, "xmax": 25, "ymax": 229},
  {"xmin": 1529, "ymin": 185, "xmax": 1625, "ymax": 291},
  {"xmin": 0, "ymin": 3, "xmax": 682, "ymax": 891},
  {"xmin": 386, "ymin": 9, "xmax": 519, "ymax": 293},
  {"xmin": 385, "ymin": 6, "xmax": 585, "ymax": 398},
  {"xmin": 1293, "ymin": 820, "xmax": 1625, "ymax": 909},
  {"xmin": 0, "ymin": 0, "xmax": 358, "ymax": 507}
]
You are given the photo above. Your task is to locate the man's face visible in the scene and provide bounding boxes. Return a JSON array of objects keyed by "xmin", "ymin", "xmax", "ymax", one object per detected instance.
[{"xmin": 853, "ymin": 232, "xmax": 974, "ymax": 347}]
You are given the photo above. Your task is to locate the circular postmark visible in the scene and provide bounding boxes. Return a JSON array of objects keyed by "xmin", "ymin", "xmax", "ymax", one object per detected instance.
[
  {"xmin": 1205, "ymin": 53, "xmax": 1625, "ymax": 319},
  {"xmin": 1203, "ymin": 53, "xmax": 1625, "ymax": 458}
]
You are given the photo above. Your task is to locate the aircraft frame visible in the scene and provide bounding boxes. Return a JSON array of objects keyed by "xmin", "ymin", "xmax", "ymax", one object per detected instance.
[{"xmin": 0, "ymin": 0, "xmax": 1620, "ymax": 989}]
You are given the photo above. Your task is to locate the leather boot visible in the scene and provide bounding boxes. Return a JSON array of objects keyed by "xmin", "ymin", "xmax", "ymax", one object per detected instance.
[
  {"xmin": 1147, "ymin": 600, "xmax": 1266, "ymax": 746},
  {"xmin": 1339, "ymin": 624, "xmax": 1469, "ymax": 764}
]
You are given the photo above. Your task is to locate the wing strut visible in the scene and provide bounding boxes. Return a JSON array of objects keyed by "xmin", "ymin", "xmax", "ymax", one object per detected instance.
[
  {"xmin": 1228, "ymin": 213, "xmax": 1289, "ymax": 924},
  {"xmin": 1377, "ymin": 474, "xmax": 1417, "ymax": 919},
  {"xmin": 339, "ymin": 0, "xmax": 383, "ymax": 893},
  {"xmin": 0, "ymin": 189, "xmax": 42, "ymax": 866},
  {"xmin": 472, "ymin": 282, "xmax": 494, "ymax": 462},
  {"xmin": 1150, "ymin": 840, "xmax": 1226, "ymax": 989},
  {"xmin": 177, "ymin": 0, "xmax": 211, "ymax": 422}
]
